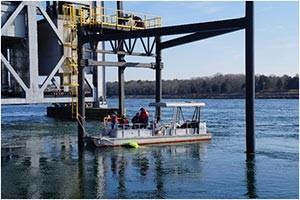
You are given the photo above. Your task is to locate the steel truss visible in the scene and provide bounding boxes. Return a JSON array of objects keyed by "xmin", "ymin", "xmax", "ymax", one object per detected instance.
[{"xmin": 1, "ymin": 1, "xmax": 95, "ymax": 105}]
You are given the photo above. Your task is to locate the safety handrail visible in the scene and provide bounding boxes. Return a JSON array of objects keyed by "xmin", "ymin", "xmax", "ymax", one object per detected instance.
[{"xmin": 62, "ymin": 4, "xmax": 162, "ymax": 29}]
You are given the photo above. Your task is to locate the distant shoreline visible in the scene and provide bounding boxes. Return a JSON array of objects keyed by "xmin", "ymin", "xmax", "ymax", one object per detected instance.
[
  {"xmin": 108, "ymin": 90, "xmax": 299, "ymax": 99},
  {"xmin": 106, "ymin": 74, "xmax": 299, "ymax": 100}
]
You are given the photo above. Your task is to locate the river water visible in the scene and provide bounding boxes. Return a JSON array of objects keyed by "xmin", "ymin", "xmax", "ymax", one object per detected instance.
[{"xmin": 1, "ymin": 99, "xmax": 299, "ymax": 199}]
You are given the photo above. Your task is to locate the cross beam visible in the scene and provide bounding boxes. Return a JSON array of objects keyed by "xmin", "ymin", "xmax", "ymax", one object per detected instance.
[{"xmin": 86, "ymin": 60, "xmax": 161, "ymax": 69}]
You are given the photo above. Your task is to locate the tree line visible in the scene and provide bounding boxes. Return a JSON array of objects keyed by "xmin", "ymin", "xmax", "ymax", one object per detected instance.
[{"xmin": 106, "ymin": 74, "xmax": 299, "ymax": 98}]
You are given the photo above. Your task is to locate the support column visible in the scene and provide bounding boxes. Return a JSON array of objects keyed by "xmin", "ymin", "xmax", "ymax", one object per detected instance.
[
  {"xmin": 102, "ymin": 41, "xmax": 107, "ymax": 105},
  {"xmin": 101, "ymin": 1, "xmax": 107, "ymax": 105},
  {"xmin": 245, "ymin": 1, "xmax": 255, "ymax": 155},
  {"xmin": 92, "ymin": 1, "xmax": 106, "ymax": 108},
  {"xmin": 155, "ymin": 36, "xmax": 162, "ymax": 122},
  {"xmin": 118, "ymin": 67, "xmax": 125, "ymax": 116},
  {"xmin": 92, "ymin": 50, "xmax": 100, "ymax": 107},
  {"xmin": 27, "ymin": 2, "xmax": 42, "ymax": 101},
  {"xmin": 117, "ymin": 1, "xmax": 125, "ymax": 116},
  {"xmin": 77, "ymin": 25, "xmax": 85, "ymax": 151}
]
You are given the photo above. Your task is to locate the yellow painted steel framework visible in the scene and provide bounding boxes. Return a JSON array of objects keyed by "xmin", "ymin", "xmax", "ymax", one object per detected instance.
[{"xmin": 62, "ymin": 4, "xmax": 162, "ymax": 118}]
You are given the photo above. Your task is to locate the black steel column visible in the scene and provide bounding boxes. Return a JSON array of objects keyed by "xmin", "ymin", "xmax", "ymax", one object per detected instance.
[
  {"xmin": 117, "ymin": 1, "xmax": 125, "ymax": 116},
  {"xmin": 155, "ymin": 36, "xmax": 162, "ymax": 122},
  {"xmin": 92, "ymin": 50, "xmax": 99, "ymax": 107},
  {"xmin": 245, "ymin": 1, "xmax": 255, "ymax": 155},
  {"xmin": 77, "ymin": 25, "xmax": 85, "ymax": 151}
]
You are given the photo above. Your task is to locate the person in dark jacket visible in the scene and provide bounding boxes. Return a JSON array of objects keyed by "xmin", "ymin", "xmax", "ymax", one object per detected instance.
[{"xmin": 131, "ymin": 113, "xmax": 140, "ymax": 129}]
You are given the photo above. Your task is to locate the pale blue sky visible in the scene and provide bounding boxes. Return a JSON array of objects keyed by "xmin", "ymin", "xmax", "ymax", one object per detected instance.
[{"xmin": 102, "ymin": 1, "xmax": 299, "ymax": 81}]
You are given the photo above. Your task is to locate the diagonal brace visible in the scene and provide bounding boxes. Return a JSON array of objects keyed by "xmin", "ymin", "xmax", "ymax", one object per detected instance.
[
  {"xmin": 1, "ymin": 2, "xmax": 25, "ymax": 32},
  {"xmin": 40, "ymin": 56, "xmax": 65, "ymax": 92},
  {"xmin": 1, "ymin": 53, "xmax": 29, "ymax": 92},
  {"xmin": 160, "ymin": 28, "xmax": 241, "ymax": 50},
  {"xmin": 36, "ymin": 4, "xmax": 63, "ymax": 44}
]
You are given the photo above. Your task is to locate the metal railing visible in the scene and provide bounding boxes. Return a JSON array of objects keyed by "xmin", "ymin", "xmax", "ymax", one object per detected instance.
[{"xmin": 62, "ymin": 4, "xmax": 162, "ymax": 30}]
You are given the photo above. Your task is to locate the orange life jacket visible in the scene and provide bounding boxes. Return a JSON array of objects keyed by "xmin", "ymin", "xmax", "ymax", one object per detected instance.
[{"xmin": 139, "ymin": 110, "xmax": 149, "ymax": 119}]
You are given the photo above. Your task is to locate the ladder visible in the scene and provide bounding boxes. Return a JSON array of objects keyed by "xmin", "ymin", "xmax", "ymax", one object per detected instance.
[{"xmin": 62, "ymin": 5, "xmax": 79, "ymax": 119}]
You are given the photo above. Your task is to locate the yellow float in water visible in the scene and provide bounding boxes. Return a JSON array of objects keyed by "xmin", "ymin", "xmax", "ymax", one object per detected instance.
[{"xmin": 121, "ymin": 141, "xmax": 139, "ymax": 148}]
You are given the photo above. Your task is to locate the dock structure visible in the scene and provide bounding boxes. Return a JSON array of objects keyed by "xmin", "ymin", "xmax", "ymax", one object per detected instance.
[
  {"xmin": 1, "ymin": 1, "xmax": 255, "ymax": 155},
  {"xmin": 75, "ymin": 1, "xmax": 255, "ymax": 155}
]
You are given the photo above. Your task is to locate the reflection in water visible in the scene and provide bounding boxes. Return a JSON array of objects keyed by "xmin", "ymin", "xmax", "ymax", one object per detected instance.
[
  {"xmin": 2, "ymin": 140, "xmax": 208, "ymax": 199},
  {"xmin": 153, "ymin": 149, "xmax": 165, "ymax": 198},
  {"xmin": 94, "ymin": 154, "xmax": 106, "ymax": 198},
  {"xmin": 111, "ymin": 155, "xmax": 119, "ymax": 174},
  {"xmin": 117, "ymin": 155, "xmax": 127, "ymax": 198},
  {"xmin": 245, "ymin": 155, "xmax": 258, "ymax": 199},
  {"xmin": 132, "ymin": 152, "xmax": 150, "ymax": 176},
  {"xmin": 109, "ymin": 153, "xmax": 127, "ymax": 197},
  {"xmin": 77, "ymin": 153, "xmax": 85, "ymax": 198}
]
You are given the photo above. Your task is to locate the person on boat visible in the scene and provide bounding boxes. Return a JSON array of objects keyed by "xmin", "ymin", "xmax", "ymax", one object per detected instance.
[
  {"xmin": 139, "ymin": 107, "xmax": 149, "ymax": 128},
  {"xmin": 104, "ymin": 114, "xmax": 112, "ymax": 129},
  {"xmin": 131, "ymin": 113, "xmax": 140, "ymax": 129},
  {"xmin": 111, "ymin": 114, "xmax": 118, "ymax": 129},
  {"xmin": 119, "ymin": 114, "xmax": 129, "ymax": 129}
]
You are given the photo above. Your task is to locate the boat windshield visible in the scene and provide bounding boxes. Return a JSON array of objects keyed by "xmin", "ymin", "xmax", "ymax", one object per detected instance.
[
  {"xmin": 148, "ymin": 102, "xmax": 205, "ymax": 108},
  {"xmin": 149, "ymin": 102, "xmax": 205, "ymax": 129}
]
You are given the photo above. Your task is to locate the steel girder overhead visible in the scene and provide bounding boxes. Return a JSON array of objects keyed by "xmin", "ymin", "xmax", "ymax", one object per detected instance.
[{"xmin": 82, "ymin": 17, "xmax": 245, "ymax": 44}]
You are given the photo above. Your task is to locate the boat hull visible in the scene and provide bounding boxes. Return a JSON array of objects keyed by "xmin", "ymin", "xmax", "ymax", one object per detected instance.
[{"xmin": 87, "ymin": 134, "xmax": 212, "ymax": 148}]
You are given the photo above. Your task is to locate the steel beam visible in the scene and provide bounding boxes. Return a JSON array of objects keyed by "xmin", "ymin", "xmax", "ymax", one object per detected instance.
[
  {"xmin": 83, "ymin": 18, "xmax": 245, "ymax": 43},
  {"xmin": 117, "ymin": 1, "xmax": 125, "ymax": 116},
  {"xmin": 1, "ymin": 54, "xmax": 29, "ymax": 93},
  {"xmin": 36, "ymin": 4, "xmax": 63, "ymax": 44},
  {"xmin": 77, "ymin": 25, "xmax": 85, "ymax": 151},
  {"xmin": 87, "ymin": 60, "xmax": 158, "ymax": 69},
  {"xmin": 1, "ymin": 97, "xmax": 94, "ymax": 105},
  {"xmin": 27, "ymin": 3, "xmax": 42, "ymax": 101},
  {"xmin": 92, "ymin": 47, "xmax": 99, "ymax": 107},
  {"xmin": 155, "ymin": 36, "xmax": 162, "ymax": 122},
  {"xmin": 161, "ymin": 28, "xmax": 241, "ymax": 50},
  {"xmin": 40, "ymin": 56, "xmax": 65, "ymax": 92},
  {"xmin": 245, "ymin": 1, "xmax": 255, "ymax": 155},
  {"xmin": 1, "ymin": 2, "xmax": 25, "ymax": 32},
  {"xmin": 92, "ymin": 49, "xmax": 156, "ymax": 57}
]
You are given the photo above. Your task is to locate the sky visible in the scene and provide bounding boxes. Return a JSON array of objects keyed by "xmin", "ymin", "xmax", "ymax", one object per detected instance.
[{"xmin": 101, "ymin": 1, "xmax": 299, "ymax": 81}]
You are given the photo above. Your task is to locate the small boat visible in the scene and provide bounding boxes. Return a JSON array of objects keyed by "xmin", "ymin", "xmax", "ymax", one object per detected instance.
[{"xmin": 86, "ymin": 102, "xmax": 211, "ymax": 148}]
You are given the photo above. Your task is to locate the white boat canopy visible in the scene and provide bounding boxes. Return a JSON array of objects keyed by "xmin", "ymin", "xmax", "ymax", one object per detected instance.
[{"xmin": 149, "ymin": 102, "xmax": 205, "ymax": 108}]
